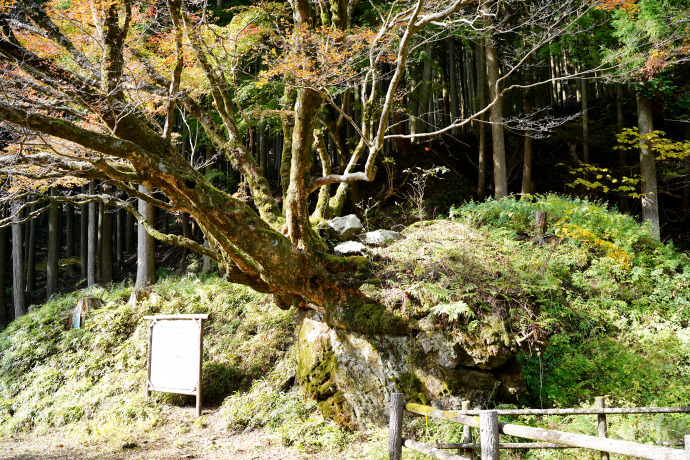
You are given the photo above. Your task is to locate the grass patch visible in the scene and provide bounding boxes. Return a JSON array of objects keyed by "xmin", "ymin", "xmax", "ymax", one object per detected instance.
[{"xmin": 0, "ymin": 274, "xmax": 295, "ymax": 440}]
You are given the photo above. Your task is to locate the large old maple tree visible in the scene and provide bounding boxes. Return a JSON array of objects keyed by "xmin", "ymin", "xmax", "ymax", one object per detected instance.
[{"xmin": 0, "ymin": 0, "xmax": 586, "ymax": 330}]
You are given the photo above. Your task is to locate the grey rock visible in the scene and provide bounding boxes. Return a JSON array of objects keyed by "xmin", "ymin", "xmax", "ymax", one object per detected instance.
[
  {"xmin": 296, "ymin": 312, "xmax": 522, "ymax": 428},
  {"xmin": 362, "ymin": 229, "xmax": 404, "ymax": 247},
  {"xmin": 334, "ymin": 241, "xmax": 366, "ymax": 255},
  {"xmin": 328, "ymin": 215, "xmax": 363, "ymax": 240}
]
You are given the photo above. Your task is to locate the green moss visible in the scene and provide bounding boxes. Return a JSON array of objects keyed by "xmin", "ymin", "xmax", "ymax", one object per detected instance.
[
  {"xmin": 328, "ymin": 301, "xmax": 408, "ymax": 335},
  {"xmin": 295, "ymin": 318, "xmax": 355, "ymax": 429},
  {"xmin": 393, "ymin": 372, "xmax": 430, "ymax": 406},
  {"xmin": 317, "ymin": 392, "xmax": 354, "ymax": 428}
]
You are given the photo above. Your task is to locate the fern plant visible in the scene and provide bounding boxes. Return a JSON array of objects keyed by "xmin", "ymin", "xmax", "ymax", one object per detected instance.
[{"xmin": 429, "ymin": 301, "xmax": 473, "ymax": 322}]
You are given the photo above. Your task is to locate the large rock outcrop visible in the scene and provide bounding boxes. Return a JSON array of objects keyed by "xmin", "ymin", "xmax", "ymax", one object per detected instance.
[{"xmin": 296, "ymin": 310, "xmax": 525, "ymax": 427}]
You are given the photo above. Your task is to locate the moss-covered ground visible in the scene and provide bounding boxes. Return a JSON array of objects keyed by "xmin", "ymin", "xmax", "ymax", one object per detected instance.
[{"xmin": 2, "ymin": 194, "xmax": 690, "ymax": 458}]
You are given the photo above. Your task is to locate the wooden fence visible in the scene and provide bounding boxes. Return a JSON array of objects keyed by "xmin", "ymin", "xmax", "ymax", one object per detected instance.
[{"xmin": 388, "ymin": 393, "xmax": 690, "ymax": 460}]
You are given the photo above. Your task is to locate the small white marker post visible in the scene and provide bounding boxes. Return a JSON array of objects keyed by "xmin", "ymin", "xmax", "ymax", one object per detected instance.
[{"xmin": 144, "ymin": 314, "xmax": 208, "ymax": 417}]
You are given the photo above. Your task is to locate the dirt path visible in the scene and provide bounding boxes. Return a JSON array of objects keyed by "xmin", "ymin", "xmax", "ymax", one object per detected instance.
[{"xmin": 0, "ymin": 407, "xmax": 386, "ymax": 460}]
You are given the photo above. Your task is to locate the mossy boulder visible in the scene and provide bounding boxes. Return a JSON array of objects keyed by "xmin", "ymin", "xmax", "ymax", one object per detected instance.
[{"xmin": 295, "ymin": 310, "xmax": 524, "ymax": 427}]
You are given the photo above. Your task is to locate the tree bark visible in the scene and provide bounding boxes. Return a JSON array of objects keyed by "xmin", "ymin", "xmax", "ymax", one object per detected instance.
[
  {"xmin": 521, "ymin": 53, "xmax": 534, "ymax": 197},
  {"xmin": 65, "ymin": 203, "xmax": 74, "ymax": 259},
  {"xmin": 24, "ymin": 203, "xmax": 37, "ymax": 298},
  {"xmin": 312, "ymin": 126, "xmax": 332, "ymax": 220},
  {"xmin": 581, "ymin": 78, "xmax": 590, "ymax": 164},
  {"xmin": 135, "ymin": 185, "xmax": 157, "ymax": 289},
  {"xmin": 96, "ymin": 201, "xmax": 103, "ymax": 281},
  {"xmin": 637, "ymin": 94, "xmax": 659, "ymax": 239},
  {"xmin": 46, "ymin": 188, "xmax": 60, "ymax": 298},
  {"xmin": 125, "ymin": 206, "xmax": 134, "ymax": 255},
  {"xmin": 116, "ymin": 208, "xmax": 124, "ymax": 268},
  {"xmin": 87, "ymin": 180, "xmax": 97, "ymax": 287},
  {"xmin": 437, "ymin": 42, "xmax": 451, "ymax": 129},
  {"xmin": 101, "ymin": 185, "xmax": 113, "ymax": 284},
  {"xmin": 476, "ymin": 40, "xmax": 488, "ymax": 200},
  {"xmin": 11, "ymin": 200, "xmax": 26, "ymax": 318},
  {"xmin": 549, "ymin": 44, "xmax": 558, "ymax": 106},
  {"xmin": 485, "ymin": 33, "xmax": 507, "ymax": 198},
  {"xmin": 280, "ymin": 88, "xmax": 297, "ymax": 203},
  {"xmin": 0, "ymin": 225, "xmax": 6, "ymax": 325},
  {"xmin": 408, "ymin": 61, "xmax": 422, "ymax": 140},
  {"xmin": 447, "ymin": 38, "xmax": 460, "ymax": 136},
  {"xmin": 80, "ymin": 186, "xmax": 88, "ymax": 279},
  {"xmin": 285, "ymin": 88, "xmax": 323, "ymax": 250},
  {"xmin": 416, "ymin": 42, "xmax": 434, "ymax": 137},
  {"xmin": 181, "ymin": 212, "xmax": 193, "ymax": 239}
]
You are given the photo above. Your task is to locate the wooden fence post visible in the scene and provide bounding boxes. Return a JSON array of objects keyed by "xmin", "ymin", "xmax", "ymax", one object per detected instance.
[
  {"xmin": 389, "ymin": 393, "xmax": 404, "ymax": 460},
  {"xmin": 596, "ymin": 396, "xmax": 609, "ymax": 460},
  {"xmin": 480, "ymin": 410, "xmax": 499, "ymax": 460},
  {"xmin": 461, "ymin": 401, "xmax": 472, "ymax": 457}
]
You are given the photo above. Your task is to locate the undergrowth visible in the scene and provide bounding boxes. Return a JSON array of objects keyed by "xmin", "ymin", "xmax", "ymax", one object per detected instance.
[
  {"xmin": 0, "ymin": 274, "xmax": 296, "ymax": 440},
  {"xmin": 393, "ymin": 194, "xmax": 690, "ymax": 459}
]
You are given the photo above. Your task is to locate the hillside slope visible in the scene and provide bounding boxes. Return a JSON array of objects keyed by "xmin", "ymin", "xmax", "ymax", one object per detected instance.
[{"xmin": 2, "ymin": 194, "xmax": 690, "ymax": 456}]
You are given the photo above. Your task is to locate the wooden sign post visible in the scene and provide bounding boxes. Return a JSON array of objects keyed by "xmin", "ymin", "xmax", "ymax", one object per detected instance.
[{"xmin": 144, "ymin": 314, "xmax": 208, "ymax": 417}]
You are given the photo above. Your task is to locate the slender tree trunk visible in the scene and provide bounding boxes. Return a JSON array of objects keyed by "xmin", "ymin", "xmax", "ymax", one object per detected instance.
[
  {"xmin": 521, "ymin": 54, "xmax": 534, "ymax": 197},
  {"xmin": 637, "ymin": 94, "xmax": 659, "ymax": 239},
  {"xmin": 181, "ymin": 213, "xmax": 193, "ymax": 239},
  {"xmin": 202, "ymin": 239, "xmax": 212, "ymax": 272},
  {"xmin": 558, "ymin": 53, "xmax": 568, "ymax": 106},
  {"xmin": 280, "ymin": 88, "xmax": 297, "ymax": 203},
  {"xmin": 11, "ymin": 200, "xmax": 26, "ymax": 318},
  {"xmin": 65, "ymin": 203, "xmax": 74, "ymax": 259},
  {"xmin": 311, "ymin": 126, "xmax": 332, "ymax": 220},
  {"xmin": 87, "ymin": 180, "xmax": 97, "ymax": 287},
  {"xmin": 101, "ymin": 185, "xmax": 113, "ymax": 284},
  {"xmin": 447, "ymin": 38, "xmax": 460, "ymax": 135},
  {"xmin": 437, "ymin": 42, "xmax": 451, "ymax": 129},
  {"xmin": 581, "ymin": 78, "xmax": 590, "ymax": 164},
  {"xmin": 408, "ymin": 61, "xmax": 422, "ymax": 140},
  {"xmin": 46, "ymin": 189, "xmax": 60, "ymax": 298},
  {"xmin": 485, "ymin": 34, "xmax": 507, "ymax": 198},
  {"xmin": 135, "ymin": 186, "xmax": 157, "ymax": 289},
  {"xmin": 202, "ymin": 148, "xmax": 214, "ymax": 271},
  {"xmin": 549, "ymin": 44, "xmax": 558, "ymax": 106},
  {"xmin": 463, "ymin": 44, "xmax": 473, "ymax": 122},
  {"xmin": 418, "ymin": 43, "xmax": 433, "ymax": 132},
  {"xmin": 96, "ymin": 202, "xmax": 103, "ymax": 281},
  {"xmin": 25, "ymin": 204, "xmax": 37, "ymax": 297},
  {"xmin": 260, "ymin": 121, "xmax": 269, "ymax": 182},
  {"xmin": 80, "ymin": 186, "xmax": 88, "ymax": 279},
  {"xmin": 116, "ymin": 208, "xmax": 124, "ymax": 268},
  {"xmin": 0, "ymin": 226, "xmax": 6, "ymax": 325},
  {"xmin": 476, "ymin": 40, "xmax": 487, "ymax": 200},
  {"xmin": 125, "ymin": 207, "xmax": 134, "ymax": 255}
]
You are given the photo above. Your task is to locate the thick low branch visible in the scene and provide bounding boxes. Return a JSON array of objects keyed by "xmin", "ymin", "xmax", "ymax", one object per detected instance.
[{"xmin": 0, "ymin": 102, "xmax": 148, "ymax": 160}]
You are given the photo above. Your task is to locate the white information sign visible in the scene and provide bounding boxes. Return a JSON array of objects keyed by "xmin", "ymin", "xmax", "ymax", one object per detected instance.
[
  {"xmin": 144, "ymin": 314, "xmax": 208, "ymax": 416},
  {"xmin": 150, "ymin": 319, "xmax": 200, "ymax": 392}
]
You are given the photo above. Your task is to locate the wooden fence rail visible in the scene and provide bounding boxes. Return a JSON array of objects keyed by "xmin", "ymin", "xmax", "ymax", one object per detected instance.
[{"xmin": 389, "ymin": 393, "xmax": 690, "ymax": 460}]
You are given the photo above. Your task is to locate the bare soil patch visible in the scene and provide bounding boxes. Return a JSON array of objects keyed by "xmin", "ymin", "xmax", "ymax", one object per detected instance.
[{"xmin": 0, "ymin": 407, "xmax": 384, "ymax": 460}]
